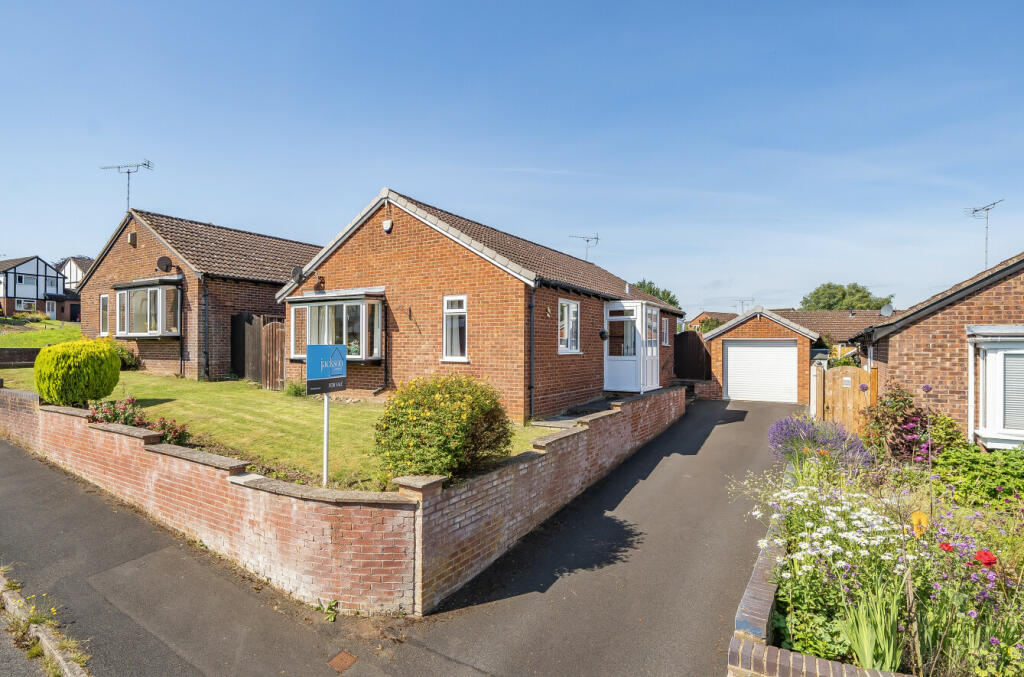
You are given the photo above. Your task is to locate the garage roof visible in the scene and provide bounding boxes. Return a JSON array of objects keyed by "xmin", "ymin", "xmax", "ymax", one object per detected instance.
[{"xmin": 701, "ymin": 306, "xmax": 820, "ymax": 341}]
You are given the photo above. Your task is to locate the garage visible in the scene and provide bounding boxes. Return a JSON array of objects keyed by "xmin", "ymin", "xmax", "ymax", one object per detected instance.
[
  {"xmin": 723, "ymin": 339, "xmax": 798, "ymax": 402},
  {"xmin": 699, "ymin": 307, "xmax": 818, "ymax": 406}
]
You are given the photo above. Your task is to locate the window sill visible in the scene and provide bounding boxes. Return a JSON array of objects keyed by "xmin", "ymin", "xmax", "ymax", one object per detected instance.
[
  {"xmin": 557, "ymin": 349, "xmax": 583, "ymax": 355},
  {"xmin": 114, "ymin": 333, "xmax": 181, "ymax": 340},
  {"xmin": 289, "ymin": 355, "xmax": 382, "ymax": 363},
  {"xmin": 975, "ymin": 428, "xmax": 1024, "ymax": 449},
  {"xmin": 441, "ymin": 357, "xmax": 469, "ymax": 364}
]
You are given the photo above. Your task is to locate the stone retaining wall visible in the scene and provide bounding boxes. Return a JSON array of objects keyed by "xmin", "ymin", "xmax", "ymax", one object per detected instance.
[
  {"xmin": 728, "ymin": 528, "xmax": 912, "ymax": 677},
  {"xmin": 0, "ymin": 384, "xmax": 686, "ymax": 615}
]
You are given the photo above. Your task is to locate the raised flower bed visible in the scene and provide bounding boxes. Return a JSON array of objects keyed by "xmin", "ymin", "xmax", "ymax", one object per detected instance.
[{"xmin": 730, "ymin": 385, "xmax": 1024, "ymax": 677}]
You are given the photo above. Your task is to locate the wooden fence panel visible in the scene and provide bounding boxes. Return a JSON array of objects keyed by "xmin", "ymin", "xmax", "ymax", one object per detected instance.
[
  {"xmin": 674, "ymin": 331, "xmax": 711, "ymax": 380},
  {"xmin": 261, "ymin": 321, "xmax": 286, "ymax": 391}
]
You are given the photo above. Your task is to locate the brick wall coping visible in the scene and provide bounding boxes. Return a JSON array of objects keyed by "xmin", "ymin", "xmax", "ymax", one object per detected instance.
[
  {"xmin": 143, "ymin": 443, "xmax": 250, "ymax": 472},
  {"xmin": 392, "ymin": 475, "xmax": 446, "ymax": 490},
  {"xmin": 39, "ymin": 404, "xmax": 92, "ymax": 418},
  {"xmin": 88, "ymin": 421, "xmax": 162, "ymax": 442},
  {"xmin": 0, "ymin": 387, "xmax": 39, "ymax": 403},
  {"xmin": 229, "ymin": 473, "xmax": 417, "ymax": 506},
  {"xmin": 729, "ymin": 523, "xmax": 913, "ymax": 677}
]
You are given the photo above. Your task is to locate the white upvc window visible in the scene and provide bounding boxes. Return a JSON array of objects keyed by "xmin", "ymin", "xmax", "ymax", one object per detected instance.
[
  {"xmin": 46, "ymin": 277, "xmax": 56, "ymax": 291},
  {"xmin": 14, "ymin": 299, "xmax": 36, "ymax": 312},
  {"xmin": 661, "ymin": 316, "xmax": 671, "ymax": 346},
  {"xmin": 976, "ymin": 340, "xmax": 1024, "ymax": 448},
  {"xmin": 292, "ymin": 300, "xmax": 383, "ymax": 361},
  {"xmin": 99, "ymin": 295, "xmax": 109, "ymax": 336},
  {"xmin": 114, "ymin": 286, "xmax": 180, "ymax": 337},
  {"xmin": 442, "ymin": 295, "xmax": 468, "ymax": 362},
  {"xmin": 16, "ymin": 274, "xmax": 36, "ymax": 285},
  {"xmin": 558, "ymin": 298, "xmax": 580, "ymax": 354}
]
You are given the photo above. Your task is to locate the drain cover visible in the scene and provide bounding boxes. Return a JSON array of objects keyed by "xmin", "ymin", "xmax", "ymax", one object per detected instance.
[{"xmin": 328, "ymin": 650, "xmax": 358, "ymax": 673}]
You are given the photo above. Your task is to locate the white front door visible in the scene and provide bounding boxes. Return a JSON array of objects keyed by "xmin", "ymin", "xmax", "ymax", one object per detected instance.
[
  {"xmin": 723, "ymin": 339, "xmax": 798, "ymax": 402},
  {"xmin": 45, "ymin": 300, "xmax": 56, "ymax": 320},
  {"xmin": 604, "ymin": 301, "xmax": 642, "ymax": 391},
  {"xmin": 643, "ymin": 305, "xmax": 660, "ymax": 392}
]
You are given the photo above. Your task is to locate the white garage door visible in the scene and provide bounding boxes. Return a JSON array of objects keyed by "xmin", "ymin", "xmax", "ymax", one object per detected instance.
[{"xmin": 723, "ymin": 339, "xmax": 798, "ymax": 403}]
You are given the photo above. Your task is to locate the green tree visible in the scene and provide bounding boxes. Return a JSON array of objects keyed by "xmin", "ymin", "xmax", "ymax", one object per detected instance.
[
  {"xmin": 799, "ymin": 282, "xmax": 892, "ymax": 311},
  {"xmin": 697, "ymin": 316, "xmax": 724, "ymax": 333},
  {"xmin": 633, "ymin": 279, "xmax": 680, "ymax": 308}
]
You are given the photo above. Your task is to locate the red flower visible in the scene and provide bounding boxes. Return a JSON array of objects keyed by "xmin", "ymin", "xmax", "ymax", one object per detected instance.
[
  {"xmin": 975, "ymin": 550, "xmax": 998, "ymax": 568},
  {"xmin": 939, "ymin": 542, "xmax": 954, "ymax": 553}
]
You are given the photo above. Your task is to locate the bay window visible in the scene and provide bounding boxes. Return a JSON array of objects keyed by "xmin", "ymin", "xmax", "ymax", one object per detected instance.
[
  {"xmin": 292, "ymin": 300, "xmax": 382, "ymax": 360},
  {"xmin": 114, "ymin": 286, "xmax": 180, "ymax": 337},
  {"xmin": 973, "ymin": 330, "xmax": 1024, "ymax": 448}
]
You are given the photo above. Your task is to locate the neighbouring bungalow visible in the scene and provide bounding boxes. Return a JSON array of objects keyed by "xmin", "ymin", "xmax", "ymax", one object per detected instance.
[
  {"xmin": 277, "ymin": 188, "xmax": 684, "ymax": 422},
  {"xmin": 78, "ymin": 209, "xmax": 320, "ymax": 379},
  {"xmin": 852, "ymin": 250, "xmax": 1024, "ymax": 449},
  {"xmin": 0, "ymin": 256, "xmax": 73, "ymax": 320},
  {"xmin": 687, "ymin": 310, "xmax": 737, "ymax": 331}
]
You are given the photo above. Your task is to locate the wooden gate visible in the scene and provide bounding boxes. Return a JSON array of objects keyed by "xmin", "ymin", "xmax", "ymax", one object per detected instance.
[
  {"xmin": 674, "ymin": 330, "xmax": 711, "ymax": 379},
  {"xmin": 260, "ymin": 321, "xmax": 286, "ymax": 391},
  {"xmin": 823, "ymin": 365, "xmax": 870, "ymax": 432}
]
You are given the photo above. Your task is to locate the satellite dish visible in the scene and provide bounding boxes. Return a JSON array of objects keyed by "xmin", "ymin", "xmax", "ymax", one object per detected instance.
[
  {"xmin": 880, "ymin": 303, "xmax": 894, "ymax": 318},
  {"xmin": 291, "ymin": 266, "xmax": 304, "ymax": 284},
  {"xmin": 156, "ymin": 256, "xmax": 172, "ymax": 273}
]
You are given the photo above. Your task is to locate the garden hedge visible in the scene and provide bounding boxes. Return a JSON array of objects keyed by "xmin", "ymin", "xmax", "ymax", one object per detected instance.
[{"xmin": 34, "ymin": 339, "xmax": 120, "ymax": 406}]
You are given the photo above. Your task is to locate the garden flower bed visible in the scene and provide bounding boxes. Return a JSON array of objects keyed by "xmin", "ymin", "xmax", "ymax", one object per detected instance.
[{"xmin": 731, "ymin": 384, "xmax": 1024, "ymax": 677}]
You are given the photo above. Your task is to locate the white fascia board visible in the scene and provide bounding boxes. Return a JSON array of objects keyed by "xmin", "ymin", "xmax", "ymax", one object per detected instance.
[
  {"xmin": 275, "ymin": 188, "xmax": 538, "ymax": 303},
  {"xmin": 966, "ymin": 324, "xmax": 1024, "ymax": 337}
]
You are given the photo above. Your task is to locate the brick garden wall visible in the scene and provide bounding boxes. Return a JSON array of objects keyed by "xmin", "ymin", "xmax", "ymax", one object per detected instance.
[
  {"xmin": 0, "ymin": 387, "xmax": 417, "ymax": 612},
  {"xmin": 702, "ymin": 315, "xmax": 812, "ymax": 405},
  {"xmin": 396, "ymin": 385, "xmax": 687, "ymax": 613},
  {"xmin": 869, "ymin": 270, "xmax": 1024, "ymax": 431}
]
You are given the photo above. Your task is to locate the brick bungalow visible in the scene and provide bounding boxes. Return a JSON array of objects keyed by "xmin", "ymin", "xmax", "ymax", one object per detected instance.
[
  {"xmin": 853, "ymin": 250, "xmax": 1024, "ymax": 449},
  {"xmin": 0, "ymin": 256, "xmax": 74, "ymax": 320},
  {"xmin": 78, "ymin": 209, "xmax": 320, "ymax": 379},
  {"xmin": 276, "ymin": 188, "xmax": 684, "ymax": 422},
  {"xmin": 687, "ymin": 310, "xmax": 737, "ymax": 332}
]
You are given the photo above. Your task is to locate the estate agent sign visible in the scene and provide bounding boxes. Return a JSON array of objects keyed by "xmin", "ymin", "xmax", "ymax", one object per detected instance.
[{"xmin": 307, "ymin": 345, "xmax": 347, "ymax": 485}]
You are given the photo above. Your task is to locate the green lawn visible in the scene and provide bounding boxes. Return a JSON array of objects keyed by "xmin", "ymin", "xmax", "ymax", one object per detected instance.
[
  {"xmin": 0, "ymin": 320, "xmax": 82, "ymax": 348},
  {"xmin": 0, "ymin": 368, "xmax": 549, "ymax": 490}
]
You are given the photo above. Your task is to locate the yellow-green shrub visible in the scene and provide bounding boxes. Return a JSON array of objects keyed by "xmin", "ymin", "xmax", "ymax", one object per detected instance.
[
  {"xmin": 34, "ymin": 340, "xmax": 120, "ymax": 406},
  {"xmin": 373, "ymin": 374, "xmax": 513, "ymax": 480}
]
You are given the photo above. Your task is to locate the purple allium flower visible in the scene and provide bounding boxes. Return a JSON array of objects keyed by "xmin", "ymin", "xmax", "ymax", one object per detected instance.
[
  {"xmin": 859, "ymin": 383, "xmax": 868, "ymax": 392},
  {"xmin": 922, "ymin": 384, "xmax": 933, "ymax": 393},
  {"xmin": 990, "ymin": 637, "xmax": 1001, "ymax": 646}
]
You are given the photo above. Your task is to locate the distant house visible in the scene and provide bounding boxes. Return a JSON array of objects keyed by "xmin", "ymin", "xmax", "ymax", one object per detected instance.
[
  {"xmin": 277, "ymin": 188, "xmax": 684, "ymax": 421},
  {"xmin": 0, "ymin": 256, "xmax": 71, "ymax": 320},
  {"xmin": 687, "ymin": 311, "xmax": 737, "ymax": 332},
  {"xmin": 57, "ymin": 256, "xmax": 94, "ymax": 290},
  {"xmin": 853, "ymin": 251, "xmax": 1024, "ymax": 449},
  {"xmin": 772, "ymin": 309, "xmax": 890, "ymax": 351},
  {"xmin": 78, "ymin": 209, "xmax": 320, "ymax": 379}
]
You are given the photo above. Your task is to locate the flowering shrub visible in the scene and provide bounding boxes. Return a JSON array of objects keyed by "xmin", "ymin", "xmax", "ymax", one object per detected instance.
[
  {"xmin": 88, "ymin": 396, "xmax": 191, "ymax": 446},
  {"xmin": 739, "ymin": 408, "xmax": 1024, "ymax": 675},
  {"xmin": 373, "ymin": 375, "xmax": 512, "ymax": 481},
  {"xmin": 766, "ymin": 415, "xmax": 870, "ymax": 467}
]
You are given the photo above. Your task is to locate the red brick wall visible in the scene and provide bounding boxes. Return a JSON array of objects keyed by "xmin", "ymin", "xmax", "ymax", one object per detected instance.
[
  {"xmin": 204, "ymin": 277, "xmax": 286, "ymax": 379},
  {"xmin": 531, "ymin": 286, "xmax": 605, "ymax": 417},
  {"xmin": 873, "ymin": 270, "xmax": 1024, "ymax": 430},
  {"xmin": 285, "ymin": 204, "xmax": 530, "ymax": 421},
  {"xmin": 702, "ymin": 315, "xmax": 812, "ymax": 404},
  {"xmin": 398, "ymin": 386, "xmax": 687, "ymax": 613},
  {"xmin": 0, "ymin": 388, "xmax": 416, "ymax": 613}
]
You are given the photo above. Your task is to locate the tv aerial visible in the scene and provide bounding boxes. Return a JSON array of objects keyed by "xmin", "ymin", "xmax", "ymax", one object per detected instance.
[
  {"xmin": 965, "ymin": 199, "xmax": 1004, "ymax": 268},
  {"xmin": 100, "ymin": 159, "xmax": 153, "ymax": 212},
  {"xmin": 570, "ymin": 233, "xmax": 600, "ymax": 260}
]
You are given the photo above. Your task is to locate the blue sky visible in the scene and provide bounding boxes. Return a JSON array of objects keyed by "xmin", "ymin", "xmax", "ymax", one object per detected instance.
[{"xmin": 2, "ymin": 2, "xmax": 1023, "ymax": 318}]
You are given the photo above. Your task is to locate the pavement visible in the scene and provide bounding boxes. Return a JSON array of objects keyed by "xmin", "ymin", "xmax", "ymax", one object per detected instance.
[{"xmin": 0, "ymin": 399, "xmax": 794, "ymax": 676}]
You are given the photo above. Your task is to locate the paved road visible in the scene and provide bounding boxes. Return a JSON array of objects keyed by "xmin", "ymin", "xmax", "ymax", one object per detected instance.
[
  {"xmin": 0, "ymin": 624, "xmax": 41, "ymax": 677},
  {"xmin": 349, "ymin": 400, "xmax": 796, "ymax": 677},
  {"xmin": 0, "ymin": 399, "xmax": 791, "ymax": 676}
]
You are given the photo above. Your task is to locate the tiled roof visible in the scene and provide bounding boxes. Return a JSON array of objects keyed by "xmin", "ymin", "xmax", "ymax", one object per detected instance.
[
  {"xmin": 692, "ymin": 311, "xmax": 738, "ymax": 323},
  {"xmin": 391, "ymin": 191, "xmax": 682, "ymax": 313},
  {"xmin": 773, "ymin": 309, "xmax": 891, "ymax": 342},
  {"xmin": 69, "ymin": 256, "xmax": 94, "ymax": 272},
  {"xmin": 0, "ymin": 256, "xmax": 34, "ymax": 272},
  {"xmin": 131, "ymin": 209, "xmax": 321, "ymax": 283}
]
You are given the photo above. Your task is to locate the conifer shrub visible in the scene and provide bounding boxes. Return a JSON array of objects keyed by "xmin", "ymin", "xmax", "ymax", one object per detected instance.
[{"xmin": 34, "ymin": 339, "xmax": 119, "ymax": 406}]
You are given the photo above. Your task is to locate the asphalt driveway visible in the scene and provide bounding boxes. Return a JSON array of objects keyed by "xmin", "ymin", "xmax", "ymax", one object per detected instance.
[
  {"xmin": 350, "ymin": 399, "xmax": 797, "ymax": 676},
  {"xmin": 0, "ymin": 399, "xmax": 793, "ymax": 676}
]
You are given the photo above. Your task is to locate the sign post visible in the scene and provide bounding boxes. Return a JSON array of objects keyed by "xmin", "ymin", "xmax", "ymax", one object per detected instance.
[{"xmin": 306, "ymin": 345, "xmax": 347, "ymax": 486}]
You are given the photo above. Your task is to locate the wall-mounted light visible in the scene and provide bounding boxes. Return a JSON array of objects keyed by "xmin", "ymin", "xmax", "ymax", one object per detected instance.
[
  {"xmin": 383, "ymin": 219, "xmax": 393, "ymax": 233},
  {"xmin": 599, "ymin": 329, "xmax": 609, "ymax": 340}
]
